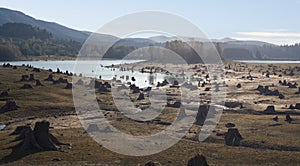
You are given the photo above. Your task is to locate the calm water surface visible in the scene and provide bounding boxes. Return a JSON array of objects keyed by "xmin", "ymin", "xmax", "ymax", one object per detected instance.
[{"xmin": 2, "ymin": 60, "xmax": 167, "ymax": 88}]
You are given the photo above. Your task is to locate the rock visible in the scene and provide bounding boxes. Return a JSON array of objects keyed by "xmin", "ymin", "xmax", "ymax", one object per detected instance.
[
  {"xmin": 225, "ymin": 128, "xmax": 243, "ymax": 146},
  {"xmin": 0, "ymin": 101, "xmax": 19, "ymax": 113},
  {"xmin": 263, "ymin": 105, "xmax": 276, "ymax": 114},
  {"xmin": 187, "ymin": 154, "xmax": 208, "ymax": 166},
  {"xmin": 21, "ymin": 84, "xmax": 33, "ymax": 89},
  {"xmin": 236, "ymin": 83, "xmax": 241, "ymax": 88}
]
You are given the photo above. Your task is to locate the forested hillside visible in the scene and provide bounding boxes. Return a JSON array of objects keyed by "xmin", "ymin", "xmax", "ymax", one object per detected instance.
[{"xmin": 0, "ymin": 23, "xmax": 81, "ymax": 61}]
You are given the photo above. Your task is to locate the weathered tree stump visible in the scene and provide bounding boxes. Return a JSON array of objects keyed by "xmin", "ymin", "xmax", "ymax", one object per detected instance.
[
  {"xmin": 20, "ymin": 75, "xmax": 29, "ymax": 81},
  {"xmin": 0, "ymin": 91, "xmax": 8, "ymax": 97},
  {"xmin": 225, "ymin": 122, "xmax": 235, "ymax": 128},
  {"xmin": 145, "ymin": 161, "xmax": 161, "ymax": 166},
  {"xmin": 187, "ymin": 154, "xmax": 208, "ymax": 166},
  {"xmin": 64, "ymin": 83, "xmax": 72, "ymax": 89},
  {"xmin": 21, "ymin": 84, "xmax": 33, "ymax": 89},
  {"xmin": 0, "ymin": 100, "xmax": 19, "ymax": 113},
  {"xmin": 177, "ymin": 107, "xmax": 187, "ymax": 121},
  {"xmin": 224, "ymin": 128, "xmax": 243, "ymax": 146},
  {"xmin": 44, "ymin": 74, "xmax": 54, "ymax": 81},
  {"xmin": 75, "ymin": 79, "xmax": 84, "ymax": 85},
  {"xmin": 137, "ymin": 93, "xmax": 145, "ymax": 100},
  {"xmin": 12, "ymin": 121, "xmax": 69, "ymax": 152},
  {"xmin": 29, "ymin": 74, "xmax": 35, "ymax": 81},
  {"xmin": 263, "ymin": 105, "xmax": 276, "ymax": 114},
  {"xmin": 35, "ymin": 80, "xmax": 44, "ymax": 86},
  {"xmin": 285, "ymin": 114, "xmax": 293, "ymax": 123}
]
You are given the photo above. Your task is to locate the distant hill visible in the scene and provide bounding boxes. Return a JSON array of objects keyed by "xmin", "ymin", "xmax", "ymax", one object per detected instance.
[
  {"xmin": 1, "ymin": 7, "xmax": 300, "ymax": 61},
  {"xmin": 0, "ymin": 8, "xmax": 90, "ymax": 42}
]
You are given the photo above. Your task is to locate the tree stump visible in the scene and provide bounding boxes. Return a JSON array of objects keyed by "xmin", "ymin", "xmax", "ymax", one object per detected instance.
[
  {"xmin": 137, "ymin": 93, "xmax": 145, "ymax": 100},
  {"xmin": 285, "ymin": 114, "xmax": 293, "ymax": 123},
  {"xmin": 0, "ymin": 100, "xmax": 19, "ymax": 113},
  {"xmin": 263, "ymin": 105, "xmax": 276, "ymax": 114},
  {"xmin": 12, "ymin": 121, "xmax": 69, "ymax": 152},
  {"xmin": 144, "ymin": 161, "xmax": 161, "ymax": 166},
  {"xmin": 64, "ymin": 83, "xmax": 72, "ymax": 89},
  {"xmin": 0, "ymin": 91, "xmax": 9, "ymax": 97},
  {"xmin": 224, "ymin": 128, "xmax": 243, "ymax": 146},
  {"xmin": 20, "ymin": 75, "xmax": 29, "ymax": 81},
  {"xmin": 187, "ymin": 154, "xmax": 208, "ymax": 166},
  {"xmin": 45, "ymin": 74, "xmax": 54, "ymax": 81},
  {"xmin": 35, "ymin": 80, "xmax": 44, "ymax": 86},
  {"xmin": 29, "ymin": 74, "xmax": 35, "ymax": 81},
  {"xmin": 21, "ymin": 84, "xmax": 33, "ymax": 89}
]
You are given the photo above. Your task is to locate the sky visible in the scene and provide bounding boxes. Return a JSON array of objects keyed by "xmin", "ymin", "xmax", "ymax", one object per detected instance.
[{"xmin": 0, "ymin": 0, "xmax": 300, "ymax": 45}]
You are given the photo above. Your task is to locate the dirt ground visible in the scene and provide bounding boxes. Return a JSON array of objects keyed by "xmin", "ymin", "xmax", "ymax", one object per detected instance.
[{"xmin": 0, "ymin": 62, "xmax": 300, "ymax": 165}]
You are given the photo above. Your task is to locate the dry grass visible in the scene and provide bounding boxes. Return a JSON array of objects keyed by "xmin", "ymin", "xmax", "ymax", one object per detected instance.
[{"xmin": 0, "ymin": 63, "xmax": 300, "ymax": 165}]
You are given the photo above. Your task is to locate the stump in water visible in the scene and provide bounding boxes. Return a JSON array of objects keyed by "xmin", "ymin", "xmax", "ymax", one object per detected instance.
[
  {"xmin": 187, "ymin": 154, "xmax": 208, "ymax": 166},
  {"xmin": 0, "ymin": 100, "xmax": 19, "ymax": 113},
  {"xmin": 44, "ymin": 74, "xmax": 54, "ymax": 81},
  {"xmin": 29, "ymin": 74, "xmax": 35, "ymax": 81},
  {"xmin": 144, "ymin": 161, "xmax": 161, "ymax": 166},
  {"xmin": 21, "ymin": 84, "xmax": 33, "ymax": 89},
  {"xmin": 35, "ymin": 80, "xmax": 44, "ymax": 86},
  {"xmin": 224, "ymin": 128, "xmax": 243, "ymax": 146}
]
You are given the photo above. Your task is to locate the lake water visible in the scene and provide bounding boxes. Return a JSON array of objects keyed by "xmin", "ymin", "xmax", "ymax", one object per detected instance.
[
  {"xmin": 235, "ymin": 60, "xmax": 300, "ymax": 64},
  {"xmin": 2, "ymin": 60, "xmax": 167, "ymax": 88}
]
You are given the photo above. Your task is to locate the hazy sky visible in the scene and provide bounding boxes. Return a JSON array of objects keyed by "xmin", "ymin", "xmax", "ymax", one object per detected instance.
[{"xmin": 1, "ymin": 0, "xmax": 300, "ymax": 45}]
